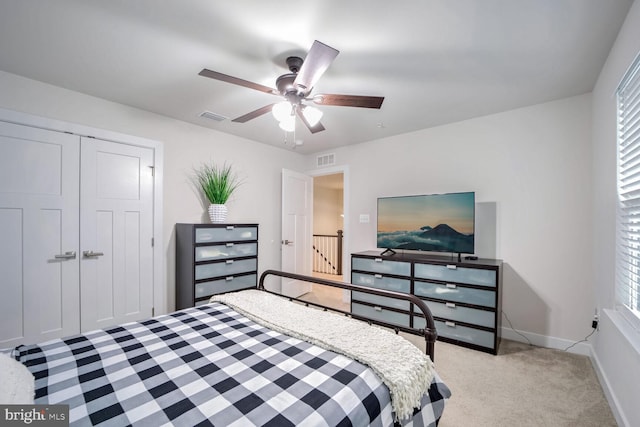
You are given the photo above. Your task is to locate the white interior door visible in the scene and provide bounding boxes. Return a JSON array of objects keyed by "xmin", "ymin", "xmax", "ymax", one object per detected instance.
[
  {"xmin": 80, "ymin": 138, "xmax": 154, "ymax": 331},
  {"xmin": 0, "ymin": 121, "xmax": 80, "ymax": 347},
  {"xmin": 281, "ymin": 169, "xmax": 313, "ymax": 297}
]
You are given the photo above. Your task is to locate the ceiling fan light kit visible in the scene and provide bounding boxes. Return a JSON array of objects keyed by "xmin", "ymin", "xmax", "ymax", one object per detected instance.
[
  {"xmin": 279, "ymin": 115, "xmax": 296, "ymax": 132},
  {"xmin": 199, "ymin": 40, "xmax": 385, "ymax": 136},
  {"xmin": 272, "ymin": 101, "xmax": 293, "ymax": 122},
  {"xmin": 301, "ymin": 105, "xmax": 323, "ymax": 126}
]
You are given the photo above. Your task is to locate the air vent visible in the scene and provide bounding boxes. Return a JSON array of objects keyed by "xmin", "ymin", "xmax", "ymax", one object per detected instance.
[
  {"xmin": 316, "ymin": 153, "xmax": 336, "ymax": 167},
  {"xmin": 199, "ymin": 111, "xmax": 227, "ymax": 122}
]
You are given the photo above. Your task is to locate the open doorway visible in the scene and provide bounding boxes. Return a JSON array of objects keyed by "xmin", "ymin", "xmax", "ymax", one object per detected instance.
[
  {"xmin": 298, "ymin": 172, "xmax": 348, "ymax": 311},
  {"xmin": 312, "ymin": 173, "xmax": 344, "ymax": 281}
]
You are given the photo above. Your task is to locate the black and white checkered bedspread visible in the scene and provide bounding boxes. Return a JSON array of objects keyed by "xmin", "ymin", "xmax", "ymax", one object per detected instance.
[{"xmin": 14, "ymin": 302, "xmax": 450, "ymax": 426}]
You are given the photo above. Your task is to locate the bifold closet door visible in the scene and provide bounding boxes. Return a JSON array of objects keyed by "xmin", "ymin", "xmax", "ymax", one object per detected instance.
[
  {"xmin": 80, "ymin": 138, "xmax": 154, "ymax": 332},
  {"xmin": 0, "ymin": 122, "xmax": 81, "ymax": 348}
]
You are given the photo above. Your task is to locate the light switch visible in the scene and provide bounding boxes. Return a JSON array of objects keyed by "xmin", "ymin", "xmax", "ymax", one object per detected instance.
[{"xmin": 359, "ymin": 214, "xmax": 370, "ymax": 223}]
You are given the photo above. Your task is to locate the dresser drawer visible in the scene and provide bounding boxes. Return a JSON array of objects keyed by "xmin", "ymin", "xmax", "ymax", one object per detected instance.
[
  {"xmin": 195, "ymin": 225, "xmax": 258, "ymax": 243},
  {"xmin": 351, "ymin": 271, "xmax": 411, "ymax": 310},
  {"xmin": 414, "ymin": 281, "xmax": 496, "ymax": 308},
  {"xmin": 415, "ymin": 316, "xmax": 495, "ymax": 349},
  {"xmin": 195, "ymin": 273, "xmax": 257, "ymax": 299},
  {"xmin": 415, "ymin": 300, "xmax": 494, "ymax": 328},
  {"xmin": 195, "ymin": 242, "xmax": 257, "ymax": 262},
  {"xmin": 352, "ymin": 291, "xmax": 410, "ymax": 310},
  {"xmin": 352, "ymin": 272, "xmax": 410, "ymax": 293},
  {"xmin": 351, "ymin": 302, "xmax": 410, "ymax": 328},
  {"xmin": 195, "ymin": 258, "xmax": 257, "ymax": 281},
  {"xmin": 352, "ymin": 257, "xmax": 410, "ymax": 276},
  {"xmin": 414, "ymin": 263, "xmax": 496, "ymax": 287}
]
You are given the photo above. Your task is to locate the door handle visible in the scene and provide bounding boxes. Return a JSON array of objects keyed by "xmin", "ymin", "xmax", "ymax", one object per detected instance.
[
  {"xmin": 54, "ymin": 251, "xmax": 76, "ymax": 260},
  {"xmin": 83, "ymin": 250, "xmax": 104, "ymax": 258},
  {"xmin": 282, "ymin": 240, "xmax": 294, "ymax": 245}
]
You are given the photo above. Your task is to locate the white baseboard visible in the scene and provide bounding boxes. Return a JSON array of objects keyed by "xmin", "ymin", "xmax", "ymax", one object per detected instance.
[
  {"xmin": 589, "ymin": 348, "xmax": 629, "ymax": 427},
  {"xmin": 500, "ymin": 326, "xmax": 592, "ymax": 356}
]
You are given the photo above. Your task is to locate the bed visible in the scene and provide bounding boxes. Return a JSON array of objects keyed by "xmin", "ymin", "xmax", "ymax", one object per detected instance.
[{"xmin": 10, "ymin": 270, "xmax": 450, "ymax": 426}]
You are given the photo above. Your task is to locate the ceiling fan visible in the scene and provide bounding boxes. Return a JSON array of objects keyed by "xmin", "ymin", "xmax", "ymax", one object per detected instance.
[{"xmin": 199, "ymin": 40, "xmax": 384, "ymax": 134}]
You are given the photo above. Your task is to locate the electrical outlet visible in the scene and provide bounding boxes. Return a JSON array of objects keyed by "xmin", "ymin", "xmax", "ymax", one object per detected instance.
[{"xmin": 592, "ymin": 312, "xmax": 599, "ymax": 329}]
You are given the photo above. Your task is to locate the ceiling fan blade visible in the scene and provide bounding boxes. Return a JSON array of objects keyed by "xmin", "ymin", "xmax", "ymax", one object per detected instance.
[
  {"xmin": 232, "ymin": 104, "xmax": 276, "ymax": 123},
  {"xmin": 296, "ymin": 108, "xmax": 326, "ymax": 134},
  {"xmin": 199, "ymin": 68, "xmax": 276, "ymax": 94},
  {"xmin": 313, "ymin": 94, "xmax": 384, "ymax": 109},
  {"xmin": 293, "ymin": 41, "xmax": 339, "ymax": 94}
]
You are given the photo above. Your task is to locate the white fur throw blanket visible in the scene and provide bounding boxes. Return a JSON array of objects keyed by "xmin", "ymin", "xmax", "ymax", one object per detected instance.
[
  {"xmin": 0, "ymin": 352, "xmax": 35, "ymax": 404},
  {"xmin": 211, "ymin": 290, "xmax": 435, "ymax": 421}
]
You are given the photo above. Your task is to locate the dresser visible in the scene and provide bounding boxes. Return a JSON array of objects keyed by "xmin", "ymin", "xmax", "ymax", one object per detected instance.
[
  {"xmin": 175, "ymin": 223, "xmax": 258, "ymax": 309},
  {"xmin": 351, "ymin": 251, "xmax": 502, "ymax": 354}
]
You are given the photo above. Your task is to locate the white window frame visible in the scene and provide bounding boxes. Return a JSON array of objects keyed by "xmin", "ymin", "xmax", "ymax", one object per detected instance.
[{"xmin": 616, "ymin": 53, "xmax": 640, "ymax": 332}]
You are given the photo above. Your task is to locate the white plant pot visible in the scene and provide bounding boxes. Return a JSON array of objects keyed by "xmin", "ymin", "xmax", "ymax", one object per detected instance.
[{"xmin": 208, "ymin": 204, "xmax": 228, "ymax": 223}]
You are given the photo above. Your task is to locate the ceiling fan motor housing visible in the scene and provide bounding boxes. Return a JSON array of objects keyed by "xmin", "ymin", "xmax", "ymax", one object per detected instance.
[
  {"xmin": 276, "ymin": 56, "xmax": 308, "ymax": 100},
  {"xmin": 276, "ymin": 73, "xmax": 305, "ymax": 107}
]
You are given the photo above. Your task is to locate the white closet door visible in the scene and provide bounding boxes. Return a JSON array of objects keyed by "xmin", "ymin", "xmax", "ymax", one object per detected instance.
[
  {"xmin": 0, "ymin": 121, "xmax": 80, "ymax": 347},
  {"xmin": 80, "ymin": 138, "xmax": 154, "ymax": 331}
]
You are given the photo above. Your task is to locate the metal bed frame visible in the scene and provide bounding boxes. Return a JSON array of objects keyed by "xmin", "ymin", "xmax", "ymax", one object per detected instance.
[{"xmin": 258, "ymin": 269, "xmax": 438, "ymax": 361}]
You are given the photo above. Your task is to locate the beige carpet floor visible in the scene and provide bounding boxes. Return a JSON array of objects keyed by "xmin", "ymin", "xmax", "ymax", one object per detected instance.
[
  {"xmin": 420, "ymin": 338, "xmax": 616, "ymax": 427},
  {"xmin": 303, "ymin": 282, "xmax": 617, "ymax": 427}
]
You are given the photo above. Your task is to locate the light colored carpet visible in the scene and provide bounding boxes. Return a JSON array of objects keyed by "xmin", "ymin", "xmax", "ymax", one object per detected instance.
[
  {"xmin": 421, "ymin": 338, "xmax": 616, "ymax": 427},
  {"xmin": 303, "ymin": 284, "xmax": 617, "ymax": 427}
]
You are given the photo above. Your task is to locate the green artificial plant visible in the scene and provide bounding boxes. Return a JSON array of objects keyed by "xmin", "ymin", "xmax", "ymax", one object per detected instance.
[{"xmin": 194, "ymin": 162, "xmax": 241, "ymax": 205}]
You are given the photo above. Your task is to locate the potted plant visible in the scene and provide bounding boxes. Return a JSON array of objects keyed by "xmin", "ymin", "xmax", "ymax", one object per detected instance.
[{"xmin": 194, "ymin": 162, "xmax": 242, "ymax": 223}]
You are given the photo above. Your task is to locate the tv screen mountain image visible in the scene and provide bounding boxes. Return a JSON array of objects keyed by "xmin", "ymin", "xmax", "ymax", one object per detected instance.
[
  {"xmin": 377, "ymin": 191, "xmax": 475, "ymax": 254},
  {"xmin": 377, "ymin": 224, "xmax": 474, "ymax": 253}
]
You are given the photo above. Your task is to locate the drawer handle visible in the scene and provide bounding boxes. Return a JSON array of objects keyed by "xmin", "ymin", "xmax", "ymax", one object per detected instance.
[
  {"xmin": 446, "ymin": 264, "xmax": 457, "ymax": 270},
  {"xmin": 226, "ymin": 243, "xmax": 234, "ymax": 247},
  {"xmin": 226, "ymin": 226, "xmax": 235, "ymax": 230},
  {"xmin": 225, "ymin": 276, "xmax": 234, "ymax": 281},
  {"xmin": 374, "ymin": 274, "xmax": 382, "ymax": 279},
  {"xmin": 446, "ymin": 302, "xmax": 456, "ymax": 309},
  {"xmin": 374, "ymin": 258, "xmax": 383, "ymax": 263},
  {"xmin": 445, "ymin": 321, "xmax": 456, "ymax": 327},
  {"xmin": 226, "ymin": 260, "xmax": 234, "ymax": 264},
  {"xmin": 374, "ymin": 306, "xmax": 382, "ymax": 312},
  {"xmin": 446, "ymin": 283, "xmax": 457, "ymax": 289}
]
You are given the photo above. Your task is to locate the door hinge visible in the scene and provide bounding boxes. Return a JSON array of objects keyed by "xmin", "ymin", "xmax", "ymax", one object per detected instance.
[
  {"xmin": 151, "ymin": 237, "xmax": 154, "ymax": 247},
  {"xmin": 148, "ymin": 166, "xmax": 155, "ymax": 177},
  {"xmin": 152, "ymin": 307, "xmax": 155, "ymax": 316}
]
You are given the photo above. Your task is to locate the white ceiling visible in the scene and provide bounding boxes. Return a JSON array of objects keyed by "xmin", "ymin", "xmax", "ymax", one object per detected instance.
[{"xmin": 0, "ymin": 1, "xmax": 632, "ymax": 154}]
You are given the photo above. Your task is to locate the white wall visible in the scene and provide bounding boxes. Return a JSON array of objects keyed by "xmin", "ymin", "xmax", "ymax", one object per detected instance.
[
  {"xmin": 308, "ymin": 94, "xmax": 594, "ymax": 345},
  {"xmin": 313, "ymin": 184, "xmax": 343, "ymax": 235},
  {"xmin": 591, "ymin": 0, "xmax": 640, "ymax": 425},
  {"xmin": 0, "ymin": 70, "xmax": 306, "ymax": 310}
]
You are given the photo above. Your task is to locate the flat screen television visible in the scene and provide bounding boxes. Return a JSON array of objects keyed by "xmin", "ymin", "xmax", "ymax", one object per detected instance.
[{"xmin": 377, "ymin": 191, "xmax": 475, "ymax": 254}]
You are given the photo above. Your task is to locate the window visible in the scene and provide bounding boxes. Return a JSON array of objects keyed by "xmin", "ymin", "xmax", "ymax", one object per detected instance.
[{"xmin": 616, "ymin": 53, "xmax": 640, "ymax": 330}]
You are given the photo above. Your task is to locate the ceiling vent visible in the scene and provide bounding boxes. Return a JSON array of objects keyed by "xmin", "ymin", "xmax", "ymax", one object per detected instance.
[
  {"xmin": 199, "ymin": 111, "xmax": 227, "ymax": 122},
  {"xmin": 316, "ymin": 153, "xmax": 336, "ymax": 168}
]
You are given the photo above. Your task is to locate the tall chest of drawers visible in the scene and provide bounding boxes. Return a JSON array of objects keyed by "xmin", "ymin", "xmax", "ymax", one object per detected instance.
[
  {"xmin": 176, "ymin": 223, "xmax": 258, "ymax": 309},
  {"xmin": 351, "ymin": 251, "xmax": 502, "ymax": 354}
]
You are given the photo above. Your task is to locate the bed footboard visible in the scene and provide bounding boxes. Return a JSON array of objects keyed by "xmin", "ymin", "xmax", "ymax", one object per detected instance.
[{"xmin": 258, "ymin": 269, "xmax": 438, "ymax": 361}]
